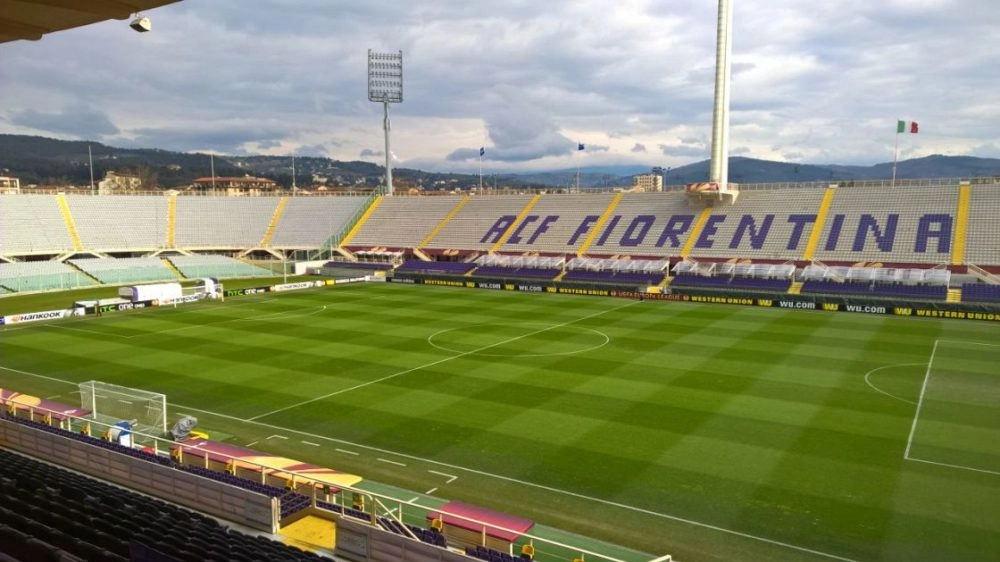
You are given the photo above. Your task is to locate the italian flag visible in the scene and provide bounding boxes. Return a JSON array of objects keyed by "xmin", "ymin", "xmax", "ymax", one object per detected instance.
[{"xmin": 897, "ymin": 120, "xmax": 918, "ymax": 134}]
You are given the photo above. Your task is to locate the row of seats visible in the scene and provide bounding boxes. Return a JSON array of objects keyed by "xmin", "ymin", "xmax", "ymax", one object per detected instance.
[
  {"xmin": 670, "ymin": 275, "xmax": 790, "ymax": 292},
  {"xmin": 465, "ymin": 544, "xmax": 533, "ymax": 562},
  {"xmin": 0, "ymin": 445, "xmax": 324, "ymax": 562},
  {"xmin": 961, "ymin": 282, "xmax": 1000, "ymax": 302},
  {"xmin": 0, "ymin": 195, "xmax": 367, "ymax": 255},
  {"xmin": 800, "ymin": 280, "xmax": 948, "ymax": 299}
]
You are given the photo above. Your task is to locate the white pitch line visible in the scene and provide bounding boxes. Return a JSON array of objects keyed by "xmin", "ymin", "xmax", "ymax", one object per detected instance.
[
  {"xmin": 377, "ymin": 458, "xmax": 406, "ymax": 467},
  {"xmin": 266, "ymin": 434, "xmax": 288, "ymax": 440},
  {"xmin": 906, "ymin": 456, "xmax": 1000, "ymax": 477},
  {"xmin": 648, "ymin": 556, "xmax": 674, "ymax": 562},
  {"xmin": 46, "ymin": 395, "xmax": 61, "ymax": 400},
  {"xmin": 425, "ymin": 487, "xmax": 438, "ymax": 495},
  {"xmin": 248, "ymin": 301, "xmax": 637, "ymax": 421},
  {"xmin": 336, "ymin": 448, "xmax": 360, "ymax": 456},
  {"xmin": 862, "ymin": 363, "xmax": 922, "ymax": 405},
  {"xmin": 174, "ymin": 401, "xmax": 861, "ymax": 562},
  {"xmin": 302, "ymin": 441, "xmax": 320, "ymax": 447},
  {"xmin": 0, "ymin": 361, "xmax": 862, "ymax": 562},
  {"xmin": 935, "ymin": 339, "xmax": 1000, "ymax": 348},
  {"xmin": 428, "ymin": 470, "xmax": 458, "ymax": 484},
  {"xmin": 245, "ymin": 441, "xmax": 259, "ymax": 447},
  {"xmin": 904, "ymin": 339, "xmax": 939, "ymax": 460}
]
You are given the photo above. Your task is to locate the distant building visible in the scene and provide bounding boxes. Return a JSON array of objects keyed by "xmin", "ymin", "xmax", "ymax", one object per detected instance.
[
  {"xmin": 192, "ymin": 176, "xmax": 277, "ymax": 196},
  {"xmin": 632, "ymin": 174, "xmax": 663, "ymax": 192},
  {"xmin": 0, "ymin": 176, "xmax": 20, "ymax": 194},
  {"xmin": 98, "ymin": 172, "xmax": 141, "ymax": 194}
]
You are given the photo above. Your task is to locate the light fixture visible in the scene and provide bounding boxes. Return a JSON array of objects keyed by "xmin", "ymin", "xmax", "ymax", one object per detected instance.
[{"xmin": 130, "ymin": 14, "xmax": 151, "ymax": 32}]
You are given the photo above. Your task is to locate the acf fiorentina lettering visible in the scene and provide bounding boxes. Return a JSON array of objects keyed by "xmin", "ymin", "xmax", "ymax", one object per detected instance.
[{"xmin": 478, "ymin": 212, "xmax": 955, "ymax": 253}]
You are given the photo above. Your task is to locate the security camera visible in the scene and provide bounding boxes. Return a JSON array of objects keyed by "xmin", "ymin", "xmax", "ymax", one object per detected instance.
[{"xmin": 130, "ymin": 16, "xmax": 151, "ymax": 32}]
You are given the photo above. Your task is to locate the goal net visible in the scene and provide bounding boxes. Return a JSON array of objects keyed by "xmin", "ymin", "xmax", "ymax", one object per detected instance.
[{"xmin": 79, "ymin": 381, "xmax": 168, "ymax": 435}]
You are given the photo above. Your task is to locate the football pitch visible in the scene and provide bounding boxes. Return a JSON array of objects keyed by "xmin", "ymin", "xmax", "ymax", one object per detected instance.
[{"xmin": 1, "ymin": 282, "xmax": 998, "ymax": 562}]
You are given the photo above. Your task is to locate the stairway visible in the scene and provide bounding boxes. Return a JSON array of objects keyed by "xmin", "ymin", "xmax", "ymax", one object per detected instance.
[{"xmin": 162, "ymin": 258, "xmax": 185, "ymax": 279}]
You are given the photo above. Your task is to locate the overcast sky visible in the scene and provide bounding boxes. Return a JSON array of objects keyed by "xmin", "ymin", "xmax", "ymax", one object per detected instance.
[{"xmin": 1, "ymin": 0, "xmax": 998, "ymax": 172}]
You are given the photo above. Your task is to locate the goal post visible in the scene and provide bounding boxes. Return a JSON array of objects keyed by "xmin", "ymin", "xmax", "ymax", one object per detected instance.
[{"xmin": 78, "ymin": 381, "xmax": 168, "ymax": 435}]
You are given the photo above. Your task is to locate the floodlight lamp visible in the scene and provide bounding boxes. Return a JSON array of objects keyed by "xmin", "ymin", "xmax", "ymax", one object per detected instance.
[{"xmin": 130, "ymin": 14, "xmax": 152, "ymax": 32}]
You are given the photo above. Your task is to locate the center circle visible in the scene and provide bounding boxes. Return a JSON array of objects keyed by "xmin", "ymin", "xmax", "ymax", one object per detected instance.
[{"xmin": 427, "ymin": 323, "xmax": 610, "ymax": 357}]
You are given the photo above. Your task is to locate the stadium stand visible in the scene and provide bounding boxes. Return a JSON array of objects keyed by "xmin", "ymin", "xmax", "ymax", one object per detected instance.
[
  {"xmin": 493, "ymin": 192, "xmax": 618, "ymax": 255},
  {"xmin": 0, "ymin": 261, "xmax": 96, "ymax": 292},
  {"xmin": 0, "ymin": 195, "xmax": 75, "ymax": 255},
  {"xmin": 395, "ymin": 260, "xmax": 475, "ymax": 275},
  {"xmin": 965, "ymin": 184, "xmax": 1000, "ymax": 267},
  {"xmin": 174, "ymin": 197, "xmax": 276, "ymax": 249},
  {"xmin": 66, "ymin": 195, "xmax": 169, "ymax": 252},
  {"xmin": 268, "ymin": 196, "xmax": 369, "ymax": 249},
  {"xmin": 347, "ymin": 195, "xmax": 461, "ymax": 249},
  {"xmin": 167, "ymin": 255, "xmax": 273, "ymax": 278},
  {"xmin": 69, "ymin": 257, "xmax": 178, "ymax": 284},
  {"xmin": 961, "ymin": 282, "xmax": 1000, "ymax": 303},
  {"xmin": 810, "ymin": 186, "xmax": 958, "ymax": 265},
  {"xmin": 685, "ymin": 188, "xmax": 829, "ymax": 260},
  {"xmin": 0, "ymin": 447, "xmax": 324, "ymax": 562},
  {"xmin": 425, "ymin": 194, "xmax": 538, "ymax": 253}
]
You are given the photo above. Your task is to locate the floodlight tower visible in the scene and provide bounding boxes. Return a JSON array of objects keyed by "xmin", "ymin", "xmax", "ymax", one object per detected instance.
[
  {"xmin": 708, "ymin": 0, "xmax": 734, "ymax": 192},
  {"xmin": 368, "ymin": 49, "xmax": 403, "ymax": 196}
]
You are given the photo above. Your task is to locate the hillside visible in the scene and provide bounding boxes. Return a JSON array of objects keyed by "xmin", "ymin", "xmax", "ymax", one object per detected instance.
[{"xmin": 1, "ymin": 134, "xmax": 998, "ymax": 190}]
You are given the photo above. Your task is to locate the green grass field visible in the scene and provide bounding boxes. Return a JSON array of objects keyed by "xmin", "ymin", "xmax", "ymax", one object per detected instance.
[{"xmin": 1, "ymin": 282, "xmax": 997, "ymax": 562}]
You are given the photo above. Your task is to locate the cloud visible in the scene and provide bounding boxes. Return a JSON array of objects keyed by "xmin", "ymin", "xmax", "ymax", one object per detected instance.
[
  {"xmin": 631, "ymin": 143, "xmax": 647, "ymax": 153},
  {"xmin": 659, "ymin": 142, "xmax": 708, "ymax": 158},
  {"xmin": 7, "ymin": 105, "xmax": 119, "ymax": 138},
  {"xmin": 0, "ymin": 0, "xmax": 997, "ymax": 171},
  {"xmin": 359, "ymin": 148, "xmax": 383, "ymax": 158}
]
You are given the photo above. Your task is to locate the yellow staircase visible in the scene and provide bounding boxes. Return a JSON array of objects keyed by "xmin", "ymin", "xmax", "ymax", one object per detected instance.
[
  {"xmin": 679, "ymin": 207, "xmax": 713, "ymax": 259},
  {"xmin": 946, "ymin": 288, "xmax": 961, "ymax": 303},
  {"xmin": 412, "ymin": 247, "xmax": 432, "ymax": 261},
  {"xmin": 489, "ymin": 194, "xmax": 542, "ymax": 253},
  {"xmin": 418, "ymin": 195, "xmax": 470, "ymax": 250},
  {"xmin": 576, "ymin": 193, "xmax": 623, "ymax": 256},
  {"xmin": 788, "ymin": 281, "xmax": 803, "ymax": 295},
  {"xmin": 951, "ymin": 182, "xmax": 971, "ymax": 265},
  {"xmin": 162, "ymin": 258, "xmax": 185, "ymax": 279},
  {"xmin": 802, "ymin": 187, "xmax": 836, "ymax": 261},
  {"xmin": 55, "ymin": 194, "xmax": 84, "ymax": 251},
  {"xmin": 261, "ymin": 196, "xmax": 289, "ymax": 247},
  {"xmin": 339, "ymin": 195, "xmax": 384, "ymax": 248},
  {"xmin": 166, "ymin": 194, "xmax": 177, "ymax": 248}
]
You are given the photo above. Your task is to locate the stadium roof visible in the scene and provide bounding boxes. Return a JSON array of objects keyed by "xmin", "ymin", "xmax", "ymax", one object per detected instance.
[{"xmin": 0, "ymin": 0, "xmax": 181, "ymax": 43}]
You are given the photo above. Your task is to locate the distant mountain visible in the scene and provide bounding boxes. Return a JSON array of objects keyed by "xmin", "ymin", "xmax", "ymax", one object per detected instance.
[
  {"xmin": 1, "ymin": 134, "xmax": 998, "ymax": 190},
  {"xmin": 529, "ymin": 155, "xmax": 1000, "ymax": 188}
]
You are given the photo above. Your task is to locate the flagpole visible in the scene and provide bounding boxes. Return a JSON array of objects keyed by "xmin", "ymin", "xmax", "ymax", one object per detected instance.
[
  {"xmin": 479, "ymin": 152, "xmax": 483, "ymax": 191},
  {"xmin": 891, "ymin": 120, "xmax": 899, "ymax": 189},
  {"xmin": 576, "ymin": 142, "xmax": 581, "ymax": 192}
]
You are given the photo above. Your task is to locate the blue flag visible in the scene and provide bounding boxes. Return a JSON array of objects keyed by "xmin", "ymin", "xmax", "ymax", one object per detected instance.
[
  {"xmin": 479, "ymin": 147, "xmax": 485, "ymax": 157},
  {"xmin": 577, "ymin": 143, "xmax": 585, "ymax": 151}
]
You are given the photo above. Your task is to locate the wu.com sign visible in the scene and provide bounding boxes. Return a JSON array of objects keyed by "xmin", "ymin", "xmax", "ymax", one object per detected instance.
[{"xmin": 2, "ymin": 308, "xmax": 82, "ymax": 325}]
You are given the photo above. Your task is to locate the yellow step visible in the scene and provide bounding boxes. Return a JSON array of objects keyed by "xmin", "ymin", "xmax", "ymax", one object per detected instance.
[
  {"xmin": 162, "ymin": 258, "xmax": 185, "ymax": 279},
  {"xmin": 55, "ymin": 194, "xmax": 84, "ymax": 251},
  {"xmin": 788, "ymin": 281, "xmax": 803, "ymax": 295},
  {"xmin": 946, "ymin": 288, "xmax": 961, "ymax": 303},
  {"xmin": 166, "ymin": 194, "xmax": 177, "ymax": 248},
  {"xmin": 261, "ymin": 196, "xmax": 289, "ymax": 247}
]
